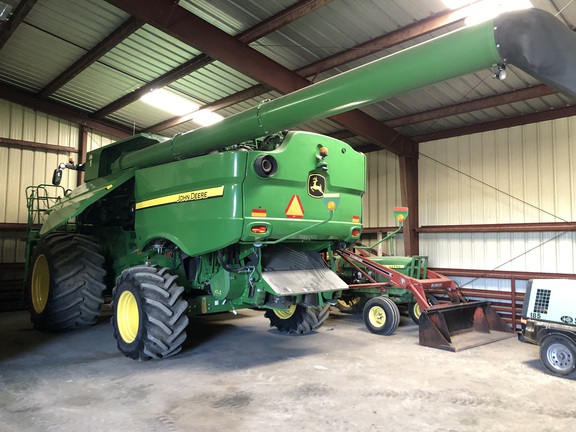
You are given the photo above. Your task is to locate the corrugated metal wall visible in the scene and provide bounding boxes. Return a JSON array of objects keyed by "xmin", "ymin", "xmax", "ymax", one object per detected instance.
[
  {"xmin": 364, "ymin": 116, "xmax": 576, "ymax": 291},
  {"xmin": 0, "ymin": 100, "xmax": 118, "ymax": 264},
  {"xmin": 362, "ymin": 150, "xmax": 405, "ymax": 255}
]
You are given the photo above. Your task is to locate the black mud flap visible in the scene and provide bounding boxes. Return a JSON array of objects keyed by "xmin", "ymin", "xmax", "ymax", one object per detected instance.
[{"xmin": 419, "ymin": 301, "xmax": 515, "ymax": 352}]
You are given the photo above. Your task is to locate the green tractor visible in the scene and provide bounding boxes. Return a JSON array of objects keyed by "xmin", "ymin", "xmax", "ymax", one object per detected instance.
[
  {"xmin": 336, "ymin": 208, "xmax": 440, "ymax": 325},
  {"xmin": 23, "ymin": 9, "xmax": 576, "ymax": 359}
]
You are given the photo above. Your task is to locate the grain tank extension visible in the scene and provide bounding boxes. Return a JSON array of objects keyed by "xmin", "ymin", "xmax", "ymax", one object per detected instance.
[{"xmin": 25, "ymin": 10, "xmax": 576, "ymax": 360}]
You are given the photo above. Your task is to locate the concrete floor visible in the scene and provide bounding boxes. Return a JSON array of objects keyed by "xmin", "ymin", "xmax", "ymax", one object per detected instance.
[{"xmin": 0, "ymin": 309, "xmax": 574, "ymax": 432}]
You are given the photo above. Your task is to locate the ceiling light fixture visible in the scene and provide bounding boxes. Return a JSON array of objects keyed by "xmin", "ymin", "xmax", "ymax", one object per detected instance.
[
  {"xmin": 192, "ymin": 110, "xmax": 224, "ymax": 127},
  {"xmin": 141, "ymin": 89, "xmax": 199, "ymax": 116},
  {"xmin": 442, "ymin": 0, "xmax": 533, "ymax": 25}
]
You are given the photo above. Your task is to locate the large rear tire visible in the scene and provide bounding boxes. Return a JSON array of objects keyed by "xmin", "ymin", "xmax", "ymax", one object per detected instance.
[
  {"xmin": 112, "ymin": 266, "xmax": 189, "ymax": 361},
  {"xmin": 540, "ymin": 335, "xmax": 576, "ymax": 377},
  {"xmin": 265, "ymin": 304, "xmax": 330, "ymax": 334},
  {"xmin": 27, "ymin": 233, "xmax": 106, "ymax": 331},
  {"xmin": 363, "ymin": 296, "xmax": 400, "ymax": 335}
]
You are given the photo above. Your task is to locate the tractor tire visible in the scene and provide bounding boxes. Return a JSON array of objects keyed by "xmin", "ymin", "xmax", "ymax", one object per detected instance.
[
  {"xmin": 363, "ymin": 296, "xmax": 400, "ymax": 335},
  {"xmin": 540, "ymin": 335, "xmax": 576, "ymax": 377},
  {"xmin": 112, "ymin": 265, "xmax": 189, "ymax": 361},
  {"xmin": 265, "ymin": 304, "xmax": 330, "ymax": 335},
  {"xmin": 27, "ymin": 233, "xmax": 106, "ymax": 331},
  {"xmin": 336, "ymin": 296, "xmax": 366, "ymax": 314},
  {"xmin": 408, "ymin": 294, "xmax": 440, "ymax": 325}
]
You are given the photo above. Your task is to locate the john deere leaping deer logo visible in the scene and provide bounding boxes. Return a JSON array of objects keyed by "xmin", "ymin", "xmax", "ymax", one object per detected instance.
[{"xmin": 308, "ymin": 174, "xmax": 326, "ymax": 198}]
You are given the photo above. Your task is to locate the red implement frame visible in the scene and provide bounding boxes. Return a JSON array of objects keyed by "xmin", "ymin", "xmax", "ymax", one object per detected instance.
[
  {"xmin": 337, "ymin": 248, "xmax": 465, "ymax": 311},
  {"xmin": 336, "ymin": 249, "xmax": 515, "ymax": 351}
]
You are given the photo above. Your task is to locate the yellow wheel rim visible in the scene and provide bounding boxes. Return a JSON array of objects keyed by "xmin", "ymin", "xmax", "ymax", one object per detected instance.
[
  {"xmin": 338, "ymin": 297, "xmax": 361, "ymax": 308},
  {"xmin": 117, "ymin": 291, "xmax": 139, "ymax": 343},
  {"xmin": 368, "ymin": 305, "xmax": 386, "ymax": 328},
  {"xmin": 31, "ymin": 254, "xmax": 50, "ymax": 314},
  {"xmin": 274, "ymin": 304, "xmax": 296, "ymax": 319},
  {"xmin": 413, "ymin": 302, "xmax": 422, "ymax": 320}
]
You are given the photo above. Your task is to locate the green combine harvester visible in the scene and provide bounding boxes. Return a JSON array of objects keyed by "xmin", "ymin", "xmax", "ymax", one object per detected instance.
[{"xmin": 24, "ymin": 10, "xmax": 576, "ymax": 359}]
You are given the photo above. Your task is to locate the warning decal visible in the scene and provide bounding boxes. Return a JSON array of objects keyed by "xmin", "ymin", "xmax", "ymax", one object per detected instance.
[{"xmin": 285, "ymin": 195, "xmax": 304, "ymax": 219}]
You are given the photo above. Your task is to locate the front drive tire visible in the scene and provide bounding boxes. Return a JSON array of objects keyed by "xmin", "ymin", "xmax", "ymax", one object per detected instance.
[
  {"xmin": 265, "ymin": 304, "xmax": 330, "ymax": 334},
  {"xmin": 540, "ymin": 335, "xmax": 576, "ymax": 377},
  {"xmin": 112, "ymin": 266, "xmax": 189, "ymax": 361},
  {"xmin": 363, "ymin": 296, "xmax": 400, "ymax": 335},
  {"xmin": 27, "ymin": 233, "xmax": 106, "ymax": 331}
]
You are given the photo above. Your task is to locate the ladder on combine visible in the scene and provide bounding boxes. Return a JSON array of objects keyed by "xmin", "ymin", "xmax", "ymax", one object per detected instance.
[{"xmin": 24, "ymin": 185, "xmax": 68, "ymax": 275}]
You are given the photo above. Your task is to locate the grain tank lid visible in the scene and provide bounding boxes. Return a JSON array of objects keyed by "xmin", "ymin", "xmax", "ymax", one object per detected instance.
[{"xmin": 494, "ymin": 8, "xmax": 576, "ymax": 98}]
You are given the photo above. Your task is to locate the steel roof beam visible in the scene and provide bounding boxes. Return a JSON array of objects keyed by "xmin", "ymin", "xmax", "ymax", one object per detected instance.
[
  {"xmin": 0, "ymin": 82, "xmax": 132, "ymax": 138},
  {"xmin": 0, "ymin": 0, "xmax": 37, "ymax": 50},
  {"xmin": 38, "ymin": 16, "xmax": 144, "ymax": 98},
  {"xmin": 94, "ymin": 0, "xmax": 332, "ymax": 120},
  {"xmin": 106, "ymin": 0, "xmax": 419, "ymax": 156},
  {"xmin": 145, "ymin": 6, "xmax": 472, "ymax": 133},
  {"xmin": 414, "ymin": 104, "xmax": 576, "ymax": 142},
  {"xmin": 386, "ymin": 84, "xmax": 557, "ymax": 128}
]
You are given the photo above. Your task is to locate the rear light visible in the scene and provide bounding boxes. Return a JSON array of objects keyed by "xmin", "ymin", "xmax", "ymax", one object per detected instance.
[
  {"xmin": 251, "ymin": 226, "xmax": 268, "ymax": 234},
  {"xmin": 319, "ymin": 147, "xmax": 329, "ymax": 157},
  {"xmin": 520, "ymin": 318, "xmax": 527, "ymax": 324},
  {"xmin": 351, "ymin": 229, "xmax": 360, "ymax": 237}
]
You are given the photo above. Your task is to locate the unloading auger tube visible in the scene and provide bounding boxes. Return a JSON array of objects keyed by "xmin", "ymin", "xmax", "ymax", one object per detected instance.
[{"xmin": 113, "ymin": 9, "xmax": 576, "ymax": 173}]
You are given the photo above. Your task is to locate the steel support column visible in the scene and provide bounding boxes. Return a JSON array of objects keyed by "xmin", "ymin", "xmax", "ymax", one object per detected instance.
[{"xmin": 399, "ymin": 154, "xmax": 419, "ymax": 256}]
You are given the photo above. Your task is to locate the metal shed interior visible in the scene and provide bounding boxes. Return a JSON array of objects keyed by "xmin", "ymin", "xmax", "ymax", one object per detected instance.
[{"xmin": 1, "ymin": 0, "xmax": 576, "ymax": 314}]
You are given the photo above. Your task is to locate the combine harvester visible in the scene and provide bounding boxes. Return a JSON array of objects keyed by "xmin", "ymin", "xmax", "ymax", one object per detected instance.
[{"xmin": 24, "ymin": 9, "xmax": 576, "ymax": 359}]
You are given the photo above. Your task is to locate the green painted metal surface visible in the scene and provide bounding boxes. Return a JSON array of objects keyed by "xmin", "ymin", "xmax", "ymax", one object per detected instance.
[
  {"xmin": 241, "ymin": 132, "xmax": 364, "ymax": 243},
  {"xmin": 39, "ymin": 170, "xmax": 135, "ymax": 235},
  {"xmin": 132, "ymin": 131, "xmax": 365, "ymax": 256},
  {"xmin": 116, "ymin": 19, "xmax": 502, "ymax": 171},
  {"xmin": 134, "ymin": 151, "xmax": 245, "ymax": 256}
]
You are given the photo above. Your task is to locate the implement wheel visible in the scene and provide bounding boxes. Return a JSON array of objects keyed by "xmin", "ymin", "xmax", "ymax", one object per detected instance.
[
  {"xmin": 265, "ymin": 304, "xmax": 330, "ymax": 334},
  {"xmin": 540, "ymin": 336, "xmax": 576, "ymax": 377},
  {"xmin": 336, "ymin": 296, "xmax": 366, "ymax": 314},
  {"xmin": 112, "ymin": 266, "xmax": 189, "ymax": 361},
  {"xmin": 27, "ymin": 233, "xmax": 106, "ymax": 331},
  {"xmin": 363, "ymin": 297, "xmax": 400, "ymax": 335},
  {"xmin": 408, "ymin": 294, "xmax": 440, "ymax": 325}
]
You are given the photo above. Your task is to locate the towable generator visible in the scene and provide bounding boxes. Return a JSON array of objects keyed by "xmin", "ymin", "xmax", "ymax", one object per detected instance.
[
  {"xmin": 25, "ymin": 10, "xmax": 576, "ymax": 360},
  {"xmin": 520, "ymin": 279, "xmax": 576, "ymax": 378}
]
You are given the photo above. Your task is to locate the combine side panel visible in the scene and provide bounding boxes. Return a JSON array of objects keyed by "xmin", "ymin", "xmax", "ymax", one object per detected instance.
[{"xmin": 134, "ymin": 151, "xmax": 247, "ymax": 256}]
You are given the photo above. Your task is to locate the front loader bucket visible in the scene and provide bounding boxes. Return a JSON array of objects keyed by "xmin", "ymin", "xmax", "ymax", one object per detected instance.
[{"xmin": 419, "ymin": 301, "xmax": 515, "ymax": 352}]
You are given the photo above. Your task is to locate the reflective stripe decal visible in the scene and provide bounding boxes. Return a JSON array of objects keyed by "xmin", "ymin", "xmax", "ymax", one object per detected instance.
[{"xmin": 135, "ymin": 186, "xmax": 224, "ymax": 210}]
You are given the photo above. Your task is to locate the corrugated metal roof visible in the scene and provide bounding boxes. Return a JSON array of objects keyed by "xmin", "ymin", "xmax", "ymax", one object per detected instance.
[{"xmin": 0, "ymin": 0, "xmax": 574, "ymax": 144}]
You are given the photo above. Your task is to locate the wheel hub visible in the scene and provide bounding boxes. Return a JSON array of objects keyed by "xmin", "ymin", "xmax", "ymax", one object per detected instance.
[
  {"xmin": 117, "ymin": 291, "xmax": 140, "ymax": 343},
  {"xmin": 31, "ymin": 254, "xmax": 50, "ymax": 314},
  {"xmin": 547, "ymin": 343, "xmax": 574, "ymax": 371},
  {"xmin": 274, "ymin": 304, "xmax": 296, "ymax": 320},
  {"xmin": 412, "ymin": 303, "xmax": 422, "ymax": 319},
  {"xmin": 368, "ymin": 305, "xmax": 386, "ymax": 327}
]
